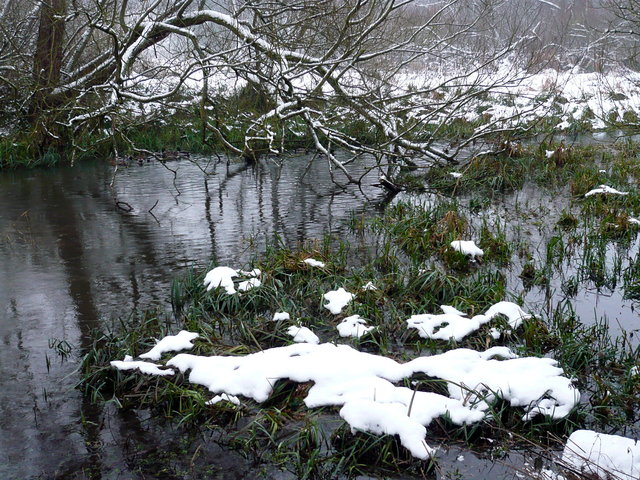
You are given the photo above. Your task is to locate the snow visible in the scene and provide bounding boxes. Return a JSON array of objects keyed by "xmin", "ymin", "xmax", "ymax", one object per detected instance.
[
  {"xmin": 337, "ymin": 315, "xmax": 375, "ymax": 338},
  {"xmin": 340, "ymin": 399, "xmax": 436, "ymax": 457},
  {"xmin": 408, "ymin": 311, "xmax": 484, "ymax": 341},
  {"xmin": 304, "ymin": 258, "xmax": 326, "ymax": 268},
  {"xmin": 449, "ymin": 172, "xmax": 463, "ymax": 178},
  {"xmin": 206, "ymin": 393, "xmax": 241, "ymax": 406},
  {"xmin": 545, "ymin": 150, "xmax": 556, "ymax": 158},
  {"xmin": 406, "ymin": 347, "xmax": 579, "ymax": 420},
  {"xmin": 441, "ymin": 305, "xmax": 466, "ymax": 316},
  {"xmin": 407, "ymin": 301, "xmax": 531, "ymax": 341},
  {"xmin": 629, "ymin": 217, "xmax": 640, "ymax": 226},
  {"xmin": 562, "ymin": 430, "xmax": 640, "ymax": 480},
  {"xmin": 584, "ymin": 185, "xmax": 629, "ymax": 197},
  {"xmin": 203, "ymin": 266, "xmax": 261, "ymax": 294},
  {"xmin": 203, "ymin": 266, "xmax": 238, "ymax": 294},
  {"xmin": 395, "ymin": 62, "xmax": 640, "ymax": 134},
  {"xmin": 323, "ymin": 287, "xmax": 355, "ymax": 314},
  {"xmin": 140, "ymin": 330, "xmax": 199, "ymax": 361},
  {"xmin": 110, "ymin": 358, "xmax": 175, "ymax": 376},
  {"xmin": 239, "ymin": 268, "xmax": 261, "ymax": 277},
  {"xmin": 161, "ymin": 342, "xmax": 578, "ymax": 458},
  {"xmin": 273, "ymin": 311, "xmax": 290, "ymax": 321},
  {"xmin": 361, "ymin": 281, "xmax": 378, "ymax": 291},
  {"xmin": 450, "ymin": 240, "xmax": 484, "ymax": 258},
  {"xmin": 287, "ymin": 325, "xmax": 320, "ymax": 344},
  {"xmin": 484, "ymin": 301, "xmax": 532, "ymax": 328},
  {"xmin": 238, "ymin": 277, "xmax": 261, "ymax": 292}
]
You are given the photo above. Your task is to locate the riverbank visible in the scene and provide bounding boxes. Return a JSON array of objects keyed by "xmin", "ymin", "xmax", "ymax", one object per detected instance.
[{"xmin": 4, "ymin": 65, "xmax": 640, "ymax": 170}]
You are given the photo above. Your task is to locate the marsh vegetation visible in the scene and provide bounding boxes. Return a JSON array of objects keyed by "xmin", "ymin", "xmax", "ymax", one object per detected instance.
[{"xmin": 79, "ymin": 141, "xmax": 640, "ymax": 479}]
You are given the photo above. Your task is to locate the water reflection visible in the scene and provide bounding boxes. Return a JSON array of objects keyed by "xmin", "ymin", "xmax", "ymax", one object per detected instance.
[{"xmin": 0, "ymin": 154, "xmax": 385, "ymax": 478}]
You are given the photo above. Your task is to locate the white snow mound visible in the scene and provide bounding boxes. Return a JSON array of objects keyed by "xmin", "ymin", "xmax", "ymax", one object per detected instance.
[
  {"xmin": 207, "ymin": 393, "xmax": 241, "ymax": 406},
  {"xmin": 450, "ymin": 240, "xmax": 484, "ymax": 258},
  {"xmin": 304, "ymin": 258, "xmax": 326, "ymax": 268},
  {"xmin": 323, "ymin": 287, "xmax": 354, "ymax": 314},
  {"xmin": 273, "ymin": 311, "xmax": 290, "ymax": 321},
  {"xmin": 337, "ymin": 315, "xmax": 374, "ymax": 338},
  {"xmin": 408, "ymin": 301, "xmax": 531, "ymax": 341},
  {"xmin": 110, "ymin": 359, "xmax": 174, "ymax": 376},
  {"xmin": 584, "ymin": 185, "xmax": 629, "ymax": 197},
  {"xmin": 164, "ymin": 343, "xmax": 579, "ymax": 458},
  {"xmin": 238, "ymin": 277, "xmax": 261, "ymax": 292},
  {"xmin": 140, "ymin": 330, "xmax": 199, "ymax": 361},
  {"xmin": 562, "ymin": 430, "xmax": 640, "ymax": 480},
  {"xmin": 203, "ymin": 266, "xmax": 239, "ymax": 294},
  {"xmin": 287, "ymin": 325, "xmax": 320, "ymax": 344}
]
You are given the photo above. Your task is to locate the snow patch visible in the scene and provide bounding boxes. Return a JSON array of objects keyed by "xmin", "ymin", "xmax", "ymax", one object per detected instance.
[
  {"xmin": 110, "ymin": 359, "xmax": 175, "ymax": 376},
  {"xmin": 323, "ymin": 287, "xmax": 355, "ymax": 314},
  {"xmin": 361, "ymin": 281, "xmax": 378, "ymax": 291},
  {"xmin": 584, "ymin": 185, "xmax": 629, "ymax": 197},
  {"xmin": 304, "ymin": 258, "xmax": 326, "ymax": 268},
  {"xmin": 337, "ymin": 315, "xmax": 374, "ymax": 338},
  {"xmin": 238, "ymin": 277, "xmax": 261, "ymax": 292},
  {"xmin": 204, "ymin": 266, "xmax": 261, "ymax": 295},
  {"xmin": 287, "ymin": 325, "xmax": 320, "ymax": 344},
  {"xmin": 162, "ymin": 343, "xmax": 578, "ymax": 458},
  {"xmin": 441, "ymin": 305, "xmax": 466, "ymax": 316},
  {"xmin": 203, "ymin": 266, "xmax": 238, "ymax": 294},
  {"xmin": 407, "ymin": 301, "xmax": 531, "ymax": 341},
  {"xmin": 140, "ymin": 330, "xmax": 199, "ymax": 361},
  {"xmin": 207, "ymin": 393, "xmax": 241, "ymax": 406},
  {"xmin": 562, "ymin": 430, "xmax": 640, "ymax": 480},
  {"xmin": 450, "ymin": 240, "xmax": 484, "ymax": 258},
  {"xmin": 273, "ymin": 311, "xmax": 290, "ymax": 321}
]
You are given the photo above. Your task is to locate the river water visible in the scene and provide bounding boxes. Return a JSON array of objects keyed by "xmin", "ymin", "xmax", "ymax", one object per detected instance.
[{"xmin": 0, "ymin": 153, "xmax": 388, "ymax": 479}]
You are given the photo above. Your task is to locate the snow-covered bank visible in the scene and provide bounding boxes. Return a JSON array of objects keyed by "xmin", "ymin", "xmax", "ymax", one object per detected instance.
[
  {"xmin": 398, "ymin": 63, "xmax": 640, "ymax": 132},
  {"xmin": 113, "ymin": 339, "xmax": 579, "ymax": 459}
]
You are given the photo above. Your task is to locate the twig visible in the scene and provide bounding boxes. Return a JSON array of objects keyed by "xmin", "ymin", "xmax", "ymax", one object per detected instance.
[
  {"xmin": 148, "ymin": 199, "xmax": 160, "ymax": 224},
  {"xmin": 116, "ymin": 201, "xmax": 133, "ymax": 212}
]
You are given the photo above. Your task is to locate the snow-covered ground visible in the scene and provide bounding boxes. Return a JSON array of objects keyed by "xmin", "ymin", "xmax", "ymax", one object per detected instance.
[
  {"xmin": 112, "ymin": 331, "xmax": 640, "ymax": 478},
  {"xmin": 399, "ymin": 62, "xmax": 640, "ymax": 132},
  {"xmin": 113, "ymin": 330, "xmax": 579, "ymax": 459},
  {"xmin": 123, "ymin": 60, "xmax": 640, "ymax": 137},
  {"xmin": 108, "ymin": 250, "xmax": 639, "ymax": 478}
]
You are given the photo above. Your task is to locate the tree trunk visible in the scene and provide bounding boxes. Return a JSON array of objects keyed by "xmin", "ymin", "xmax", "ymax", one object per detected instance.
[{"xmin": 31, "ymin": 0, "xmax": 66, "ymax": 150}]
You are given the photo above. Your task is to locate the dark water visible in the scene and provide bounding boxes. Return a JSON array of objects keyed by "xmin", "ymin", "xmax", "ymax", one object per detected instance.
[{"xmin": 0, "ymin": 154, "xmax": 386, "ymax": 479}]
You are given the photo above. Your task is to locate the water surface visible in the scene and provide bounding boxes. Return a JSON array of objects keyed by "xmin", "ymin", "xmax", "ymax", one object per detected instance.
[{"xmin": 0, "ymin": 153, "xmax": 385, "ymax": 479}]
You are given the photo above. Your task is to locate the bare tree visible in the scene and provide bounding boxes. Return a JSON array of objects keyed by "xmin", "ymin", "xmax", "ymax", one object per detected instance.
[
  {"xmin": 1, "ymin": 0, "xmax": 547, "ymax": 182},
  {"xmin": 603, "ymin": 0, "xmax": 640, "ymax": 68}
]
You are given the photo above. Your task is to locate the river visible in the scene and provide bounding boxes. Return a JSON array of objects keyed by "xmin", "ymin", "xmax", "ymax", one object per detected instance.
[{"xmin": 0, "ymin": 153, "xmax": 387, "ymax": 479}]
